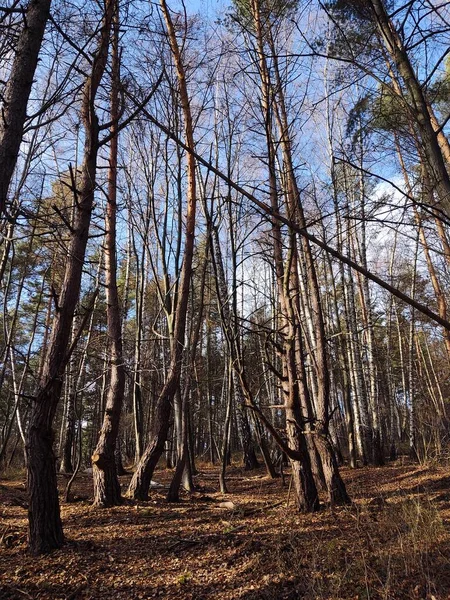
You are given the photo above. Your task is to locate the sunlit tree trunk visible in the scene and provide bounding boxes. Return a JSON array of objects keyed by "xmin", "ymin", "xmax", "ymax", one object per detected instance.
[
  {"xmin": 92, "ymin": 1, "xmax": 126, "ymax": 507},
  {"xmin": 264, "ymin": 23, "xmax": 349, "ymax": 504},
  {"xmin": 248, "ymin": 3, "xmax": 319, "ymax": 509},
  {"xmin": 369, "ymin": 0, "xmax": 450, "ymax": 215},
  {"xmin": 127, "ymin": 0, "xmax": 197, "ymax": 500}
]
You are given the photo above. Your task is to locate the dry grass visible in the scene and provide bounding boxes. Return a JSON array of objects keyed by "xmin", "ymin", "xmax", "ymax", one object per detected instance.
[{"xmin": 1, "ymin": 461, "xmax": 450, "ymax": 599}]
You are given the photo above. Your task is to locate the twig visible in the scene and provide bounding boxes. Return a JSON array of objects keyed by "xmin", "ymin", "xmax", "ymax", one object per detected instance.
[
  {"xmin": 242, "ymin": 501, "xmax": 284, "ymax": 516},
  {"xmin": 9, "ymin": 588, "xmax": 33, "ymax": 600},
  {"xmin": 286, "ymin": 475, "xmax": 293, "ymax": 508},
  {"xmin": 65, "ymin": 584, "xmax": 87, "ymax": 600},
  {"xmin": 167, "ymin": 537, "xmax": 201, "ymax": 550}
]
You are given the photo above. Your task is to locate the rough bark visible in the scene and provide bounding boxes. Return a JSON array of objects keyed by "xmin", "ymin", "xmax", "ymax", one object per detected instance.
[
  {"xmin": 128, "ymin": 376, "xmax": 177, "ymax": 500},
  {"xmin": 314, "ymin": 428, "xmax": 351, "ymax": 506},
  {"xmin": 0, "ymin": 0, "xmax": 51, "ymax": 215},
  {"xmin": 26, "ymin": 1, "xmax": 113, "ymax": 554},
  {"xmin": 92, "ymin": 0, "xmax": 125, "ymax": 508}
]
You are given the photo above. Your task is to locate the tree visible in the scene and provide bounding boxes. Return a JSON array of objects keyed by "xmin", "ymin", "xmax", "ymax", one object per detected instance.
[
  {"xmin": 0, "ymin": 0, "xmax": 51, "ymax": 217},
  {"xmin": 92, "ymin": 0, "xmax": 125, "ymax": 507},
  {"xmin": 127, "ymin": 0, "xmax": 198, "ymax": 501},
  {"xmin": 26, "ymin": 0, "xmax": 114, "ymax": 553}
]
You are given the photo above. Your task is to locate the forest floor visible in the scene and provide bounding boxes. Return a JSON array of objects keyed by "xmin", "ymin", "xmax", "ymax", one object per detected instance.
[{"xmin": 1, "ymin": 460, "xmax": 450, "ymax": 600}]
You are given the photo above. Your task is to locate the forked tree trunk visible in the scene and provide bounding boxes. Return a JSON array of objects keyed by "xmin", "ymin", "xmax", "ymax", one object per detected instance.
[
  {"xmin": 285, "ymin": 406, "xmax": 320, "ymax": 512},
  {"xmin": 265, "ymin": 25, "xmax": 349, "ymax": 504},
  {"xmin": 253, "ymin": 26, "xmax": 319, "ymax": 510},
  {"xmin": 167, "ymin": 385, "xmax": 192, "ymax": 501}
]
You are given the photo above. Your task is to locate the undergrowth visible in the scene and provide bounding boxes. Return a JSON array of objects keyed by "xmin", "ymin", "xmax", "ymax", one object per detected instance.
[{"xmin": 247, "ymin": 491, "xmax": 446, "ymax": 599}]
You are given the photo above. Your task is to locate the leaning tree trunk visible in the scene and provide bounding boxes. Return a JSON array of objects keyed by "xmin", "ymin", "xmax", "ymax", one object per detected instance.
[
  {"xmin": 127, "ymin": 0, "xmax": 197, "ymax": 501},
  {"xmin": 368, "ymin": 0, "xmax": 450, "ymax": 217},
  {"xmin": 26, "ymin": 2, "xmax": 113, "ymax": 554},
  {"xmin": 0, "ymin": 0, "xmax": 51, "ymax": 216}
]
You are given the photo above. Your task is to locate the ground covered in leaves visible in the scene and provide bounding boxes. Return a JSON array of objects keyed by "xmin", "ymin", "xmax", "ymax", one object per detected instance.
[{"xmin": 1, "ymin": 460, "xmax": 450, "ymax": 599}]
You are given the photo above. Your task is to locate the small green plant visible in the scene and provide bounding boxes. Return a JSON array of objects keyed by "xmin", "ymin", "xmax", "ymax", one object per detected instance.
[{"xmin": 177, "ymin": 571, "xmax": 192, "ymax": 585}]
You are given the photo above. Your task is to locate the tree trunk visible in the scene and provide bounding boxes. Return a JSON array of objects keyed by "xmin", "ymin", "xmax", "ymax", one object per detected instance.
[
  {"xmin": 314, "ymin": 429, "xmax": 351, "ymax": 506},
  {"xmin": 251, "ymin": 9, "xmax": 320, "ymax": 508},
  {"xmin": 127, "ymin": 0, "xmax": 197, "ymax": 500},
  {"xmin": 219, "ymin": 362, "xmax": 233, "ymax": 494},
  {"xmin": 60, "ymin": 390, "xmax": 75, "ymax": 474},
  {"xmin": 369, "ymin": 0, "xmax": 450, "ymax": 216},
  {"xmin": 207, "ymin": 219, "xmax": 259, "ymax": 472},
  {"xmin": 285, "ymin": 406, "xmax": 320, "ymax": 512},
  {"xmin": 27, "ymin": 394, "xmax": 64, "ymax": 554},
  {"xmin": 128, "ymin": 376, "xmax": 176, "ymax": 500},
  {"xmin": 267, "ymin": 28, "xmax": 349, "ymax": 502},
  {"xmin": 92, "ymin": 0, "xmax": 125, "ymax": 508},
  {"xmin": 0, "ymin": 0, "xmax": 51, "ymax": 215},
  {"xmin": 26, "ymin": 1, "xmax": 113, "ymax": 553},
  {"xmin": 236, "ymin": 398, "xmax": 259, "ymax": 470}
]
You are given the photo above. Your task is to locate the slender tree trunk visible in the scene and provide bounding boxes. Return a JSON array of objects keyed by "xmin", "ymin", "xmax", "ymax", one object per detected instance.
[
  {"xmin": 131, "ymin": 231, "xmax": 145, "ymax": 464},
  {"xmin": 395, "ymin": 134, "xmax": 450, "ymax": 359},
  {"xmin": 408, "ymin": 233, "xmax": 419, "ymax": 461},
  {"xmin": 369, "ymin": 0, "xmax": 450, "ymax": 215},
  {"xmin": 219, "ymin": 361, "xmax": 233, "ymax": 494},
  {"xmin": 247, "ymin": 0, "xmax": 320, "ymax": 511},
  {"xmin": 92, "ymin": 3, "xmax": 125, "ymax": 507},
  {"xmin": 127, "ymin": 0, "xmax": 197, "ymax": 500},
  {"xmin": 167, "ymin": 246, "xmax": 209, "ymax": 501},
  {"xmin": 353, "ymin": 153, "xmax": 384, "ymax": 465},
  {"xmin": 344, "ymin": 251, "xmax": 371, "ymax": 464},
  {"xmin": 207, "ymin": 220, "xmax": 259, "ymax": 471},
  {"xmin": 267, "ymin": 27, "xmax": 349, "ymax": 504}
]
